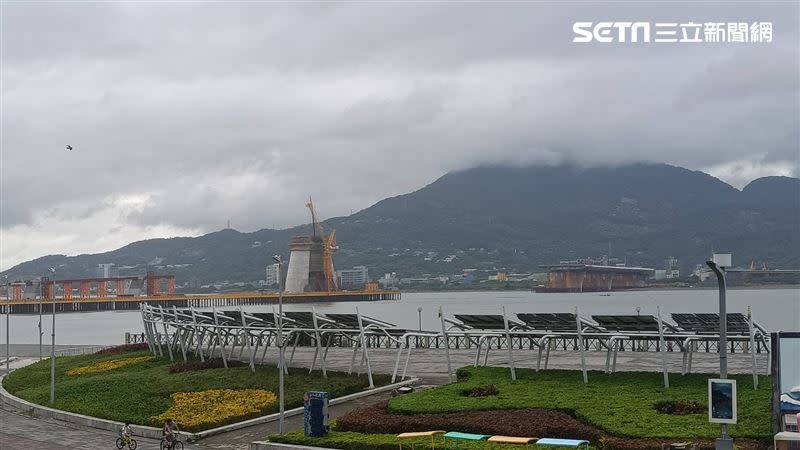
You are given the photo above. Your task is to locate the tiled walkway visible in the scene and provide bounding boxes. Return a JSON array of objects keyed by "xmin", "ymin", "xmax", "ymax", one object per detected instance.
[{"xmin": 0, "ymin": 401, "xmax": 197, "ymax": 450}]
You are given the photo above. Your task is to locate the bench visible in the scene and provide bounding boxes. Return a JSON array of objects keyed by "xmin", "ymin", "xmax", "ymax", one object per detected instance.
[
  {"xmin": 774, "ymin": 431, "xmax": 800, "ymax": 450},
  {"xmin": 397, "ymin": 430, "xmax": 446, "ymax": 449},
  {"xmin": 488, "ymin": 435, "xmax": 537, "ymax": 445},
  {"xmin": 535, "ymin": 438, "xmax": 590, "ymax": 447},
  {"xmin": 444, "ymin": 431, "xmax": 491, "ymax": 448}
]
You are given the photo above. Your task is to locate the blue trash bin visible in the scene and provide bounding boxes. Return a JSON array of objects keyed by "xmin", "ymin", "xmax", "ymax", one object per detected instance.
[{"xmin": 303, "ymin": 391, "xmax": 329, "ymax": 437}]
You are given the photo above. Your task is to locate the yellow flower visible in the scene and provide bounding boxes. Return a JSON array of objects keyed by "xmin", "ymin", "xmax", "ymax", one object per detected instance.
[
  {"xmin": 66, "ymin": 356, "xmax": 154, "ymax": 376},
  {"xmin": 151, "ymin": 389, "xmax": 277, "ymax": 431}
]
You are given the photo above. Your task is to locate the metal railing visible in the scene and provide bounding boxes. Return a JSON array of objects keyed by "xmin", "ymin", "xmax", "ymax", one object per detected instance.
[{"xmin": 137, "ymin": 304, "xmax": 770, "ymax": 387}]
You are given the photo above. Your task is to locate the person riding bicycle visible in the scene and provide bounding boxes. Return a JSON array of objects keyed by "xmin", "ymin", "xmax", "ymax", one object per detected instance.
[
  {"xmin": 162, "ymin": 418, "xmax": 180, "ymax": 447},
  {"xmin": 120, "ymin": 422, "xmax": 133, "ymax": 442}
]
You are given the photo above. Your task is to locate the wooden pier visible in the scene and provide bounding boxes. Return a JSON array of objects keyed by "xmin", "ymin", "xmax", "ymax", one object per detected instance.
[{"xmin": 0, "ymin": 290, "xmax": 401, "ymax": 315}]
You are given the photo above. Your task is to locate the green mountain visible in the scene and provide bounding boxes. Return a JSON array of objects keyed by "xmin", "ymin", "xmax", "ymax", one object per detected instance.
[{"xmin": 3, "ymin": 164, "xmax": 798, "ymax": 285}]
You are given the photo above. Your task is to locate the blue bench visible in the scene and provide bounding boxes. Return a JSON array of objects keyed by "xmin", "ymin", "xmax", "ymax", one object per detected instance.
[{"xmin": 535, "ymin": 438, "xmax": 590, "ymax": 447}]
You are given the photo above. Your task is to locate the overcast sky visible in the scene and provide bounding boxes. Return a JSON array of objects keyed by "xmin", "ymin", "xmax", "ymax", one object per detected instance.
[{"xmin": 1, "ymin": 1, "xmax": 798, "ymax": 270}]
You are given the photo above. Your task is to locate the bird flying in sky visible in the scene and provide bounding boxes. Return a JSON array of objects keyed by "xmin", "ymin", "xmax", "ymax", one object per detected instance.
[{"xmin": 66, "ymin": 145, "xmax": 73, "ymax": 151}]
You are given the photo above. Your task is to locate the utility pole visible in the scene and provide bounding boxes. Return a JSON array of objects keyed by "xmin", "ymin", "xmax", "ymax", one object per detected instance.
[
  {"xmin": 49, "ymin": 267, "xmax": 56, "ymax": 404},
  {"xmin": 707, "ymin": 255, "xmax": 732, "ymax": 450},
  {"xmin": 39, "ymin": 277, "xmax": 43, "ymax": 361},
  {"xmin": 4, "ymin": 275, "xmax": 9, "ymax": 374},
  {"xmin": 273, "ymin": 255, "xmax": 285, "ymax": 435}
]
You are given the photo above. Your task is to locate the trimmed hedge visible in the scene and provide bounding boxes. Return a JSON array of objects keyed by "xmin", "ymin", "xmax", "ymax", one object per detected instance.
[
  {"xmin": 337, "ymin": 400, "xmax": 599, "ymax": 440},
  {"xmin": 95, "ymin": 343, "xmax": 150, "ymax": 355}
]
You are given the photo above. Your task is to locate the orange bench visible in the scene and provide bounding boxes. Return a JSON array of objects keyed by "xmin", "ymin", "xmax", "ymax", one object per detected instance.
[{"xmin": 488, "ymin": 435, "xmax": 537, "ymax": 445}]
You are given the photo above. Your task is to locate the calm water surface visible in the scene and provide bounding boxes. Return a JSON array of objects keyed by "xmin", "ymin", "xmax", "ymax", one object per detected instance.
[{"xmin": 2, "ymin": 288, "xmax": 798, "ymax": 345}]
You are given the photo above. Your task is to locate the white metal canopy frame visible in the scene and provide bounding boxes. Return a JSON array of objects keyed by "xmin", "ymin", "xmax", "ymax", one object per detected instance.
[{"xmin": 139, "ymin": 304, "xmax": 770, "ymax": 388}]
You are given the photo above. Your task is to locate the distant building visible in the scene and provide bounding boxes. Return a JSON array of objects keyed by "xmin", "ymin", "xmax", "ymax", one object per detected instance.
[
  {"xmin": 488, "ymin": 272, "xmax": 508, "ymax": 281},
  {"xmin": 265, "ymin": 263, "xmax": 280, "ymax": 287},
  {"xmin": 96, "ymin": 263, "xmax": 117, "ymax": 279},
  {"xmin": 336, "ymin": 266, "xmax": 369, "ymax": 289},
  {"xmin": 539, "ymin": 263, "xmax": 654, "ymax": 292},
  {"xmin": 664, "ymin": 256, "xmax": 680, "ymax": 278},
  {"xmin": 378, "ymin": 272, "xmax": 399, "ymax": 289}
]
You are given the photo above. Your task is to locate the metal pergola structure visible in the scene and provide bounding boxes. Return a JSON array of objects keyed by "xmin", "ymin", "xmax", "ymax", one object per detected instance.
[{"xmin": 140, "ymin": 304, "xmax": 770, "ymax": 387}]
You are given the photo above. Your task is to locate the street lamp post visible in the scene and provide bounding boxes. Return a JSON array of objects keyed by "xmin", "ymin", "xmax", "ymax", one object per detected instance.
[
  {"xmin": 417, "ymin": 306, "xmax": 423, "ymax": 331},
  {"xmin": 49, "ymin": 267, "xmax": 56, "ymax": 404},
  {"xmin": 707, "ymin": 258, "xmax": 732, "ymax": 450},
  {"xmin": 4, "ymin": 275, "xmax": 9, "ymax": 374},
  {"xmin": 272, "ymin": 255, "xmax": 285, "ymax": 435},
  {"xmin": 39, "ymin": 277, "xmax": 43, "ymax": 361}
]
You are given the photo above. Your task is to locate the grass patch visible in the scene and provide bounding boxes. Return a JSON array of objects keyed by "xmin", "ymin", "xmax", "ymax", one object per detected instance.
[
  {"xmin": 3, "ymin": 349, "xmax": 389, "ymax": 431},
  {"xmin": 388, "ymin": 367, "xmax": 771, "ymax": 440}
]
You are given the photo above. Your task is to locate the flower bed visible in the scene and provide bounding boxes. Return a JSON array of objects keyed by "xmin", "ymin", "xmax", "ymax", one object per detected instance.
[
  {"xmin": 331, "ymin": 401, "xmax": 766, "ymax": 450},
  {"xmin": 151, "ymin": 389, "xmax": 277, "ymax": 431},
  {"xmin": 95, "ymin": 343, "xmax": 150, "ymax": 355},
  {"xmin": 389, "ymin": 367, "xmax": 771, "ymax": 440},
  {"xmin": 168, "ymin": 358, "xmax": 244, "ymax": 374},
  {"xmin": 2, "ymin": 348, "xmax": 391, "ymax": 431},
  {"xmin": 66, "ymin": 356, "xmax": 154, "ymax": 376},
  {"xmin": 337, "ymin": 400, "xmax": 599, "ymax": 440}
]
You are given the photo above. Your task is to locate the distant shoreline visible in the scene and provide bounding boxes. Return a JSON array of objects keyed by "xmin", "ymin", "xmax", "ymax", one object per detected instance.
[{"xmin": 399, "ymin": 284, "xmax": 799, "ymax": 294}]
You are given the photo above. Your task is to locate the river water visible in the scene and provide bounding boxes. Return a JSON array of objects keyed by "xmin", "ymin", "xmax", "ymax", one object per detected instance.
[{"xmin": 2, "ymin": 288, "xmax": 798, "ymax": 345}]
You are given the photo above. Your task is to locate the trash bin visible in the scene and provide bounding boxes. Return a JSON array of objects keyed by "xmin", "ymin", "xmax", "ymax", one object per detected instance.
[{"xmin": 303, "ymin": 391, "xmax": 329, "ymax": 437}]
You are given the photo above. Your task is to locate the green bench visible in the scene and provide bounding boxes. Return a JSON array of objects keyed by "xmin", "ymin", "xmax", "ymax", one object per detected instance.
[{"xmin": 444, "ymin": 432, "xmax": 491, "ymax": 448}]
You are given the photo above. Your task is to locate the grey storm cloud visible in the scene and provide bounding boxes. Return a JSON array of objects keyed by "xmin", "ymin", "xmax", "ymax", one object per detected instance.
[{"xmin": 0, "ymin": 1, "xmax": 798, "ymax": 268}]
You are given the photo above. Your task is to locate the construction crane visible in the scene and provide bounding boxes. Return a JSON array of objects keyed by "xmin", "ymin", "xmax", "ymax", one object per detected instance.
[{"xmin": 306, "ymin": 198, "xmax": 338, "ymax": 291}]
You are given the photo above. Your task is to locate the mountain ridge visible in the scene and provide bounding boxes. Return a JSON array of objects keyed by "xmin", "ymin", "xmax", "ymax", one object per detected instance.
[{"xmin": 3, "ymin": 163, "xmax": 798, "ymax": 284}]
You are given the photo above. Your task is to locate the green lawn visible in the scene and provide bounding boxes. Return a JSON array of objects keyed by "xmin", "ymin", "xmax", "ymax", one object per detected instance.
[
  {"xmin": 2, "ymin": 349, "xmax": 389, "ymax": 430},
  {"xmin": 388, "ymin": 367, "xmax": 771, "ymax": 440}
]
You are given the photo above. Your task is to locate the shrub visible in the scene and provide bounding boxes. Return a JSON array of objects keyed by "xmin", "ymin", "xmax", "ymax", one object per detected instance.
[
  {"xmin": 96, "ymin": 343, "xmax": 150, "ymax": 355},
  {"xmin": 330, "ymin": 401, "xmax": 769, "ymax": 450},
  {"xmin": 456, "ymin": 367, "xmax": 471, "ymax": 381},
  {"xmin": 461, "ymin": 384, "xmax": 498, "ymax": 397},
  {"xmin": 67, "ymin": 356, "xmax": 154, "ymax": 376},
  {"xmin": 653, "ymin": 400, "xmax": 706, "ymax": 415},
  {"xmin": 168, "ymin": 358, "xmax": 244, "ymax": 374},
  {"xmin": 151, "ymin": 389, "xmax": 277, "ymax": 431},
  {"xmin": 336, "ymin": 401, "xmax": 601, "ymax": 440}
]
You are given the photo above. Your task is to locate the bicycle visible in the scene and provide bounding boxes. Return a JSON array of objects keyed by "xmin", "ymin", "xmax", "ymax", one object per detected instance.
[
  {"xmin": 115, "ymin": 434, "xmax": 138, "ymax": 450},
  {"xmin": 160, "ymin": 434, "xmax": 184, "ymax": 450}
]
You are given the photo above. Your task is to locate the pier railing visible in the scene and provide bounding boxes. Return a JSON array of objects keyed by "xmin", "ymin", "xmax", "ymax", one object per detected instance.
[
  {"xmin": 137, "ymin": 304, "xmax": 769, "ymax": 387},
  {"xmin": 0, "ymin": 290, "xmax": 400, "ymax": 315}
]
